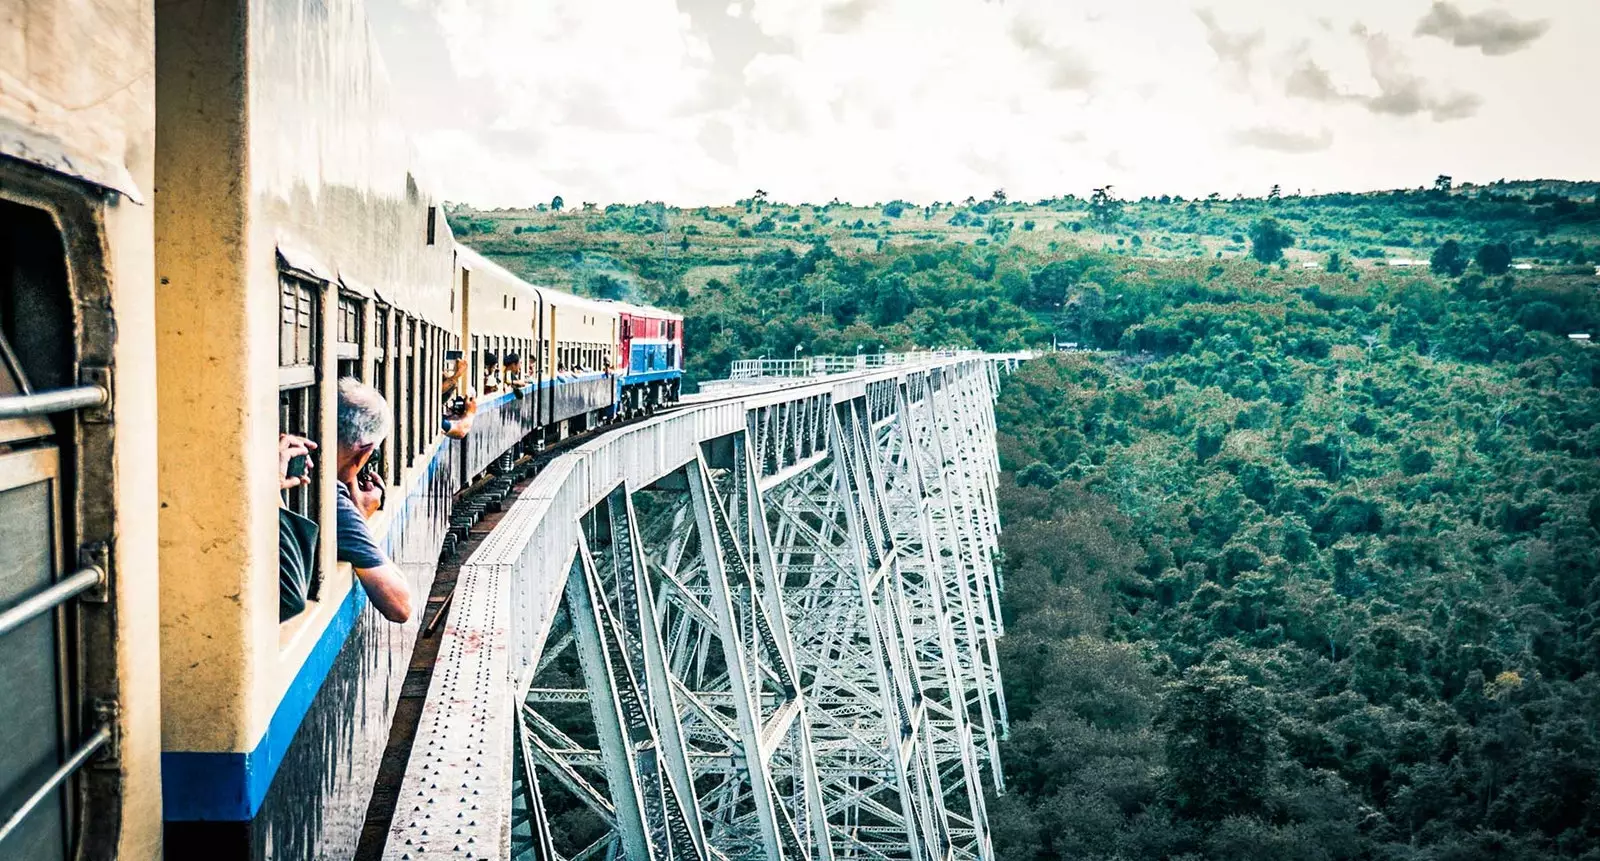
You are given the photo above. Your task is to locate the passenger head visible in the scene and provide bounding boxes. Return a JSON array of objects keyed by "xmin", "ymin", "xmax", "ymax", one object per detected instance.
[{"xmin": 337, "ymin": 378, "xmax": 390, "ymax": 476}]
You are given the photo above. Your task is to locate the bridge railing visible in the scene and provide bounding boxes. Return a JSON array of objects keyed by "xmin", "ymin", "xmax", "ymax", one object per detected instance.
[{"xmin": 728, "ymin": 349, "xmax": 979, "ymax": 381}]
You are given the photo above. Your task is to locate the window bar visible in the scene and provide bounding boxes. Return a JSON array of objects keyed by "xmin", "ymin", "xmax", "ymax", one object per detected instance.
[
  {"xmin": 0, "ymin": 723, "xmax": 113, "ymax": 846},
  {"xmin": 0, "ymin": 567, "xmax": 103, "ymax": 639},
  {"xmin": 0, "ymin": 385, "xmax": 107, "ymax": 420}
]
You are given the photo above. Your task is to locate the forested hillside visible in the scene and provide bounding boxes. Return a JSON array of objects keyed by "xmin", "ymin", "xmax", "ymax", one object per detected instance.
[
  {"xmin": 457, "ymin": 184, "xmax": 1600, "ymax": 859},
  {"xmin": 988, "ymin": 271, "xmax": 1600, "ymax": 860}
]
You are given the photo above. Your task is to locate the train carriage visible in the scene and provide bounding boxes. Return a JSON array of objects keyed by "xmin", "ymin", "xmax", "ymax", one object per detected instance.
[
  {"xmin": 455, "ymin": 244, "xmax": 542, "ymax": 479},
  {"xmin": 3, "ymin": 2, "xmax": 685, "ymax": 859},
  {"xmin": 155, "ymin": 4, "xmax": 469, "ymax": 858},
  {"xmin": 534, "ymin": 286, "xmax": 619, "ymax": 435}
]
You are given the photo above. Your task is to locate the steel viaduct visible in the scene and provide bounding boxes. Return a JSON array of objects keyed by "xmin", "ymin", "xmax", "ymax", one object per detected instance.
[{"xmin": 384, "ymin": 352, "xmax": 1024, "ymax": 861}]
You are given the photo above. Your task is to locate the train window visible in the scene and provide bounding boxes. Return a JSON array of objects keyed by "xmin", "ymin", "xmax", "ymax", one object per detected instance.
[
  {"xmin": 405, "ymin": 317, "xmax": 417, "ymax": 468},
  {"xmin": 278, "ymin": 272, "xmax": 322, "ymax": 522},
  {"xmin": 373, "ymin": 305, "xmax": 390, "ymax": 394},
  {"xmin": 415, "ymin": 325, "xmax": 428, "ymax": 459},
  {"xmin": 426, "ymin": 206, "xmax": 437, "ymax": 245},
  {"xmin": 373, "ymin": 305, "xmax": 391, "ymax": 482},
  {"xmin": 389, "ymin": 316, "xmax": 404, "ymax": 485},
  {"xmin": 280, "ymin": 274, "xmax": 318, "ymax": 369},
  {"xmin": 336, "ymin": 292, "xmax": 363, "ymax": 381}
]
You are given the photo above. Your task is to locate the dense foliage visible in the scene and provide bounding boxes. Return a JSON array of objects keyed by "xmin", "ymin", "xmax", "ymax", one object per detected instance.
[
  {"xmin": 464, "ymin": 183, "xmax": 1600, "ymax": 860},
  {"xmin": 991, "ymin": 266, "xmax": 1600, "ymax": 860}
]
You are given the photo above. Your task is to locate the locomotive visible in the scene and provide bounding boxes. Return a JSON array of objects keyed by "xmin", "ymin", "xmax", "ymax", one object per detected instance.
[{"xmin": 0, "ymin": 2, "xmax": 681, "ymax": 858}]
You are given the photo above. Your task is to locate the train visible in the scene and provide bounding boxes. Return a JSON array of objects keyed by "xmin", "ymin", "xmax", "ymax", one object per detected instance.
[{"xmin": 0, "ymin": 3, "xmax": 681, "ymax": 859}]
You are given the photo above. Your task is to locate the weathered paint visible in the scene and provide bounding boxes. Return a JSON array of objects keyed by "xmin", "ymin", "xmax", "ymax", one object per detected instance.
[
  {"xmin": 1, "ymin": 2, "xmax": 164, "ymax": 858},
  {"xmin": 154, "ymin": 0, "xmax": 456, "ymax": 855}
]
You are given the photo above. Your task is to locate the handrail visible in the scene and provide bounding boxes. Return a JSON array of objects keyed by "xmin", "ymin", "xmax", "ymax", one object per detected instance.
[
  {"xmin": 0, "ymin": 385, "xmax": 107, "ymax": 420},
  {"xmin": 0, "ymin": 567, "xmax": 103, "ymax": 639},
  {"xmin": 0, "ymin": 723, "xmax": 112, "ymax": 846},
  {"xmin": 728, "ymin": 351, "xmax": 980, "ymax": 381}
]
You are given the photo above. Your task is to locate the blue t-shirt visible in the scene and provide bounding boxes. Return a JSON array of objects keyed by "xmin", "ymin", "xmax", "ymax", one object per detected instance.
[{"xmin": 336, "ymin": 482, "xmax": 387, "ymax": 569}]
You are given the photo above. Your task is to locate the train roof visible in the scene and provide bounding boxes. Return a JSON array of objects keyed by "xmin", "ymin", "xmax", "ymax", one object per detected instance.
[
  {"xmin": 601, "ymin": 298, "xmax": 684, "ymax": 322},
  {"xmin": 453, "ymin": 242, "xmax": 541, "ymax": 301},
  {"xmin": 539, "ymin": 286, "xmax": 618, "ymax": 317}
]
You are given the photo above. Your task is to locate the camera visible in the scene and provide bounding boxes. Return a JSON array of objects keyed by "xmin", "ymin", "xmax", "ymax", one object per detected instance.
[{"xmin": 286, "ymin": 454, "xmax": 308, "ymax": 479}]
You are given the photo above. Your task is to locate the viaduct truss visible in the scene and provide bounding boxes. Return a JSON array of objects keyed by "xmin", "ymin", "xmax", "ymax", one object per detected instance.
[{"xmin": 387, "ymin": 353, "xmax": 1019, "ymax": 861}]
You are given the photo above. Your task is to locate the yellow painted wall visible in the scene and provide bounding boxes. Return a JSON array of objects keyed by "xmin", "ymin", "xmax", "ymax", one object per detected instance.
[{"xmin": 154, "ymin": 0, "xmax": 258, "ymax": 755}]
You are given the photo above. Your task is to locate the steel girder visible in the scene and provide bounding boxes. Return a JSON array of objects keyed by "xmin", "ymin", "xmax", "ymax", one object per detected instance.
[{"xmin": 392, "ymin": 355, "xmax": 1019, "ymax": 861}]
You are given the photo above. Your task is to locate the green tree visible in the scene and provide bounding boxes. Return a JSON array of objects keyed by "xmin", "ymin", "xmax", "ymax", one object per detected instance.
[
  {"xmin": 1160, "ymin": 663, "xmax": 1277, "ymax": 821},
  {"xmin": 1477, "ymin": 241, "xmax": 1512, "ymax": 275},
  {"xmin": 551, "ymin": 194, "xmax": 564, "ymax": 212},
  {"xmin": 1249, "ymin": 218, "xmax": 1295, "ymax": 263},
  {"xmin": 1090, "ymin": 186, "xmax": 1122, "ymax": 229},
  {"xmin": 1430, "ymin": 239, "xmax": 1467, "ymax": 277}
]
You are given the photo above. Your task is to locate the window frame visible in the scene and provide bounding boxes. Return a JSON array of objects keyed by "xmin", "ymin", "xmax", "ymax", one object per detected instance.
[{"xmin": 278, "ymin": 270, "xmax": 324, "ymax": 524}]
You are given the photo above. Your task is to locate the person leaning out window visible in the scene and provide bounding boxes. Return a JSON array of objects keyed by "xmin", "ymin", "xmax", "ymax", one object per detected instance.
[
  {"xmin": 440, "ymin": 350, "xmax": 477, "ymax": 439},
  {"xmin": 333, "ymin": 378, "xmax": 413, "ymax": 623}
]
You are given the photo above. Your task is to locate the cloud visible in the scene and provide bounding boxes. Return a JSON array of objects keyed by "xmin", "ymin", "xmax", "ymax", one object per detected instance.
[
  {"xmin": 1415, "ymin": 2, "xmax": 1550, "ymax": 56},
  {"xmin": 1356, "ymin": 27, "xmax": 1482, "ymax": 121},
  {"xmin": 1008, "ymin": 17, "xmax": 1095, "ymax": 91},
  {"xmin": 1285, "ymin": 57, "xmax": 1343, "ymax": 102},
  {"xmin": 1230, "ymin": 125, "xmax": 1334, "ymax": 154},
  {"xmin": 823, "ymin": 0, "xmax": 880, "ymax": 33},
  {"xmin": 1195, "ymin": 8, "xmax": 1264, "ymax": 83},
  {"xmin": 373, "ymin": 0, "xmax": 1600, "ymax": 206},
  {"xmin": 1286, "ymin": 27, "xmax": 1483, "ymax": 122}
]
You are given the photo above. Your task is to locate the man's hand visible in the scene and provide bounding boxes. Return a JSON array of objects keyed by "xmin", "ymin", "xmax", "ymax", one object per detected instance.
[
  {"xmin": 350, "ymin": 473, "xmax": 385, "ymax": 519},
  {"xmin": 278, "ymin": 433, "xmax": 317, "ymax": 491},
  {"xmin": 462, "ymin": 394, "xmax": 478, "ymax": 416}
]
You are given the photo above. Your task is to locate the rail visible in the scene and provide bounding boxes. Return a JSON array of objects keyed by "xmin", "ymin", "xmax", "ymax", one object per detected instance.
[
  {"xmin": 728, "ymin": 350, "xmax": 980, "ymax": 381},
  {"xmin": 0, "ymin": 384, "xmax": 110, "ymax": 850},
  {"xmin": 0, "ymin": 724, "xmax": 112, "ymax": 846},
  {"xmin": 0, "ymin": 567, "xmax": 103, "ymax": 638},
  {"xmin": 0, "ymin": 384, "xmax": 107, "ymax": 420}
]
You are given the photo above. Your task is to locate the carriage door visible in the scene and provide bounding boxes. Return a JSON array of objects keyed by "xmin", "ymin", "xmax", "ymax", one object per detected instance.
[{"xmin": 0, "ymin": 194, "xmax": 116, "ymax": 859}]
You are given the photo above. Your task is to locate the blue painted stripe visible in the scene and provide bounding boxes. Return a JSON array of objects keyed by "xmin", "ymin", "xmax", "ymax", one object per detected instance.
[
  {"xmin": 159, "ymin": 370, "xmax": 617, "ymax": 821},
  {"xmin": 478, "ymin": 373, "xmax": 610, "ymax": 409},
  {"xmin": 162, "ymin": 580, "xmax": 368, "ymax": 820},
  {"xmin": 621, "ymin": 369, "xmax": 682, "ymax": 385}
]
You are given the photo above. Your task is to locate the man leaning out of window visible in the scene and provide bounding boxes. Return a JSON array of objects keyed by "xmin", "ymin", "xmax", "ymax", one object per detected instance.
[{"xmin": 332, "ymin": 379, "xmax": 413, "ymax": 622}]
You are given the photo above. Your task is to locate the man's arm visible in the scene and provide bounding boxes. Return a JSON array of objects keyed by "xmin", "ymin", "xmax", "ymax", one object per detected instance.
[
  {"xmin": 355, "ymin": 561, "xmax": 413, "ymax": 623},
  {"xmin": 340, "ymin": 480, "xmax": 413, "ymax": 623},
  {"xmin": 442, "ymin": 395, "xmax": 478, "ymax": 439}
]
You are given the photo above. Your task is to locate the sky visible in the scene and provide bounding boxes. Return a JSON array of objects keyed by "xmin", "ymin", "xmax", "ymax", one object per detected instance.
[{"xmin": 368, "ymin": 0, "xmax": 1600, "ymax": 208}]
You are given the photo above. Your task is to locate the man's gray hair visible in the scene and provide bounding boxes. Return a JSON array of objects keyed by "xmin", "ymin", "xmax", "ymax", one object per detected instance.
[{"xmin": 338, "ymin": 377, "xmax": 391, "ymax": 449}]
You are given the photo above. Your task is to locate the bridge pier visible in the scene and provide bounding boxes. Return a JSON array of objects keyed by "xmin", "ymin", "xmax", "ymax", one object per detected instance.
[{"xmin": 385, "ymin": 354, "xmax": 1020, "ymax": 860}]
